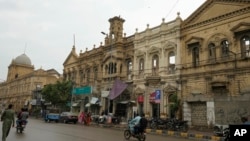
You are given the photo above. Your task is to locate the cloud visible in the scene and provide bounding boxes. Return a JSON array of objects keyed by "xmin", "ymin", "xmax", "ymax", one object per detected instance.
[{"xmin": 0, "ymin": 0, "xmax": 206, "ymax": 80}]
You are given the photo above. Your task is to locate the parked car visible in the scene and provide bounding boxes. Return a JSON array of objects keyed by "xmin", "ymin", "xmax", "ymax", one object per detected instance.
[
  {"xmin": 44, "ymin": 109, "xmax": 60, "ymax": 123},
  {"xmin": 44, "ymin": 113, "xmax": 60, "ymax": 123},
  {"xmin": 59, "ymin": 112, "xmax": 78, "ymax": 124}
]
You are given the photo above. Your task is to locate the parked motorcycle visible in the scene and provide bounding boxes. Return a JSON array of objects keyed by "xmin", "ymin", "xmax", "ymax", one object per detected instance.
[
  {"xmin": 223, "ymin": 127, "xmax": 230, "ymax": 141},
  {"xmin": 124, "ymin": 125, "xmax": 146, "ymax": 141},
  {"xmin": 213, "ymin": 124, "xmax": 229, "ymax": 136},
  {"xmin": 91, "ymin": 115, "xmax": 99, "ymax": 123},
  {"xmin": 98, "ymin": 115, "xmax": 107, "ymax": 124},
  {"xmin": 149, "ymin": 117, "xmax": 168, "ymax": 129},
  {"xmin": 168, "ymin": 118, "xmax": 188, "ymax": 132},
  {"xmin": 16, "ymin": 120, "xmax": 26, "ymax": 134},
  {"xmin": 111, "ymin": 116, "xmax": 121, "ymax": 125}
]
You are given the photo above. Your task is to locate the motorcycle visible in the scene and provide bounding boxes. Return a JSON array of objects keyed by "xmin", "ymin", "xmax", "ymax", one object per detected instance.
[
  {"xmin": 213, "ymin": 124, "xmax": 229, "ymax": 136},
  {"xmin": 149, "ymin": 117, "xmax": 168, "ymax": 129},
  {"xmin": 168, "ymin": 118, "xmax": 188, "ymax": 132},
  {"xmin": 124, "ymin": 124, "xmax": 146, "ymax": 141},
  {"xmin": 223, "ymin": 127, "xmax": 230, "ymax": 141},
  {"xmin": 98, "ymin": 115, "xmax": 107, "ymax": 124},
  {"xmin": 111, "ymin": 116, "xmax": 121, "ymax": 125},
  {"xmin": 16, "ymin": 120, "xmax": 27, "ymax": 134}
]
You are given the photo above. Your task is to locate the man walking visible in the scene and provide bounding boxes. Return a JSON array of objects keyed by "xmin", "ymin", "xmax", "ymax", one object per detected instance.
[{"xmin": 1, "ymin": 104, "xmax": 15, "ymax": 141}]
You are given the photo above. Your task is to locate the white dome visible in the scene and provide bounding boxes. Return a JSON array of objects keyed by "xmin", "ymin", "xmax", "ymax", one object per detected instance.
[{"xmin": 14, "ymin": 54, "xmax": 32, "ymax": 65}]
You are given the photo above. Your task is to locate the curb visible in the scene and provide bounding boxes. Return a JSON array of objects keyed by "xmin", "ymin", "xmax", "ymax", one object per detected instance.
[
  {"xmin": 90, "ymin": 123, "xmax": 224, "ymax": 141},
  {"xmin": 145, "ymin": 129, "xmax": 224, "ymax": 141}
]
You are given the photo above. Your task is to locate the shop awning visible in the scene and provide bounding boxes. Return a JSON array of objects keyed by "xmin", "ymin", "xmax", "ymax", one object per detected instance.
[
  {"xmin": 90, "ymin": 97, "xmax": 99, "ymax": 104},
  {"xmin": 119, "ymin": 100, "xmax": 136, "ymax": 104},
  {"xmin": 72, "ymin": 103, "xmax": 80, "ymax": 107},
  {"xmin": 85, "ymin": 103, "xmax": 90, "ymax": 107}
]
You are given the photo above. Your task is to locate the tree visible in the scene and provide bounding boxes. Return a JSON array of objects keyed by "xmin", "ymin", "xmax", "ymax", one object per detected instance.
[
  {"xmin": 42, "ymin": 80, "xmax": 73, "ymax": 108},
  {"xmin": 169, "ymin": 93, "xmax": 180, "ymax": 118}
]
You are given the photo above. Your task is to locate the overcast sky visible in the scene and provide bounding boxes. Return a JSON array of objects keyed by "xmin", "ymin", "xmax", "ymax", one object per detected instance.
[{"xmin": 0, "ymin": 0, "xmax": 206, "ymax": 81}]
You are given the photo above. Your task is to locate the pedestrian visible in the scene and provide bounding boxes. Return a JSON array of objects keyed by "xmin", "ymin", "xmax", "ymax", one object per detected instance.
[
  {"xmin": 78, "ymin": 111, "xmax": 85, "ymax": 124},
  {"xmin": 86, "ymin": 112, "xmax": 91, "ymax": 126},
  {"xmin": 1, "ymin": 104, "xmax": 15, "ymax": 141}
]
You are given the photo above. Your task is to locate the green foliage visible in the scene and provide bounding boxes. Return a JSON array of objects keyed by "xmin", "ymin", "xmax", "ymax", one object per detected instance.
[
  {"xmin": 41, "ymin": 80, "xmax": 73, "ymax": 107},
  {"xmin": 169, "ymin": 93, "xmax": 180, "ymax": 118}
]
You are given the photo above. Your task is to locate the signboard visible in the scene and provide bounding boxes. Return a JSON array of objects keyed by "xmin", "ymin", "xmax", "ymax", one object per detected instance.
[
  {"xmin": 137, "ymin": 95, "xmax": 144, "ymax": 103},
  {"xmin": 155, "ymin": 90, "xmax": 161, "ymax": 103},
  {"xmin": 149, "ymin": 92, "xmax": 155, "ymax": 103},
  {"xmin": 72, "ymin": 86, "xmax": 92, "ymax": 95},
  {"xmin": 101, "ymin": 91, "xmax": 109, "ymax": 97}
]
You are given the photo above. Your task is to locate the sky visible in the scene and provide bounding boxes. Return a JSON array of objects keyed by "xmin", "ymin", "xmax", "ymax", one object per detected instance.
[{"xmin": 0, "ymin": 0, "xmax": 206, "ymax": 81}]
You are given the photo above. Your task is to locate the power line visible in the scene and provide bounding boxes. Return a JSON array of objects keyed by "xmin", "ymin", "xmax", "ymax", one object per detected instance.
[{"xmin": 165, "ymin": 0, "xmax": 180, "ymax": 19}]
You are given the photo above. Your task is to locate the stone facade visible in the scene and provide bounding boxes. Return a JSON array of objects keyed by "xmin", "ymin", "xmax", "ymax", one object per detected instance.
[
  {"xmin": 133, "ymin": 15, "xmax": 182, "ymax": 118},
  {"xmin": 0, "ymin": 53, "xmax": 61, "ymax": 112},
  {"xmin": 63, "ymin": 16, "xmax": 135, "ymax": 119},
  {"xmin": 180, "ymin": 0, "xmax": 250, "ymax": 127},
  {"xmin": 63, "ymin": 0, "xmax": 250, "ymax": 127}
]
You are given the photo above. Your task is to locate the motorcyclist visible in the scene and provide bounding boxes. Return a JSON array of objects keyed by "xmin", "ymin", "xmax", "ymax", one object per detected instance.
[
  {"xmin": 136, "ymin": 113, "xmax": 148, "ymax": 134},
  {"xmin": 16, "ymin": 107, "xmax": 29, "ymax": 127},
  {"xmin": 129, "ymin": 113, "xmax": 141, "ymax": 135}
]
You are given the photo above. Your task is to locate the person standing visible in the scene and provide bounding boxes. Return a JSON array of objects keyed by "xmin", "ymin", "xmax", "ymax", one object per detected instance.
[
  {"xmin": 78, "ymin": 111, "xmax": 85, "ymax": 124},
  {"xmin": 85, "ymin": 112, "xmax": 91, "ymax": 126},
  {"xmin": 1, "ymin": 104, "xmax": 15, "ymax": 141}
]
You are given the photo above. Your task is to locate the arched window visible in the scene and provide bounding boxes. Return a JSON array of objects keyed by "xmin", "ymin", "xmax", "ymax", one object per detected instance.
[
  {"xmin": 168, "ymin": 52, "xmax": 175, "ymax": 74},
  {"xmin": 139, "ymin": 58, "xmax": 144, "ymax": 72},
  {"xmin": 152, "ymin": 55, "xmax": 159, "ymax": 68},
  {"xmin": 152, "ymin": 55, "xmax": 159, "ymax": 75},
  {"xmin": 169, "ymin": 52, "xmax": 175, "ymax": 65},
  {"xmin": 108, "ymin": 62, "xmax": 117, "ymax": 74},
  {"xmin": 127, "ymin": 60, "xmax": 132, "ymax": 80},
  {"xmin": 221, "ymin": 40, "xmax": 229, "ymax": 57},
  {"xmin": 208, "ymin": 43, "xmax": 216, "ymax": 62},
  {"xmin": 193, "ymin": 47, "xmax": 199, "ymax": 67},
  {"xmin": 241, "ymin": 35, "xmax": 250, "ymax": 58},
  {"xmin": 127, "ymin": 61, "xmax": 132, "ymax": 72}
]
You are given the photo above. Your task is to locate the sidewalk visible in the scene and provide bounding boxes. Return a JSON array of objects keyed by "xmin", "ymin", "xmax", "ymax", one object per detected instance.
[{"xmin": 90, "ymin": 122, "xmax": 224, "ymax": 141}]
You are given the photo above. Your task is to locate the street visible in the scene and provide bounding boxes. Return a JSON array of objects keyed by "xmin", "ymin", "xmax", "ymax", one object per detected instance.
[{"xmin": 0, "ymin": 118, "xmax": 194, "ymax": 141}]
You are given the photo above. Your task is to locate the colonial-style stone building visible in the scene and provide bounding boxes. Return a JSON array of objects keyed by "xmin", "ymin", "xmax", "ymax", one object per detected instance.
[
  {"xmin": 63, "ymin": 0, "xmax": 250, "ymax": 127},
  {"xmin": 133, "ymin": 14, "xmax": 182, "ymax": 118},
  {"xmin": 180, "ymin": 0, "xmax": 250, "ymax": 128},
  {"xmin": 63, "ymin": 16, "xmax": 135, "ymax": 119},
  {"xmin": 0, "ymin": 53, "xmax": 61, "ymax": 112}
]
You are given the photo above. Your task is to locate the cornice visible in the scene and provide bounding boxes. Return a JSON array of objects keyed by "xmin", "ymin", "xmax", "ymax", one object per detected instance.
[{"xmin": 182, "ymin": 6, "xmax": 250, "ymax": 31}]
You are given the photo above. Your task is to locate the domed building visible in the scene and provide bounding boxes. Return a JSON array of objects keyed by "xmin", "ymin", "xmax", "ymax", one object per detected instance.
[
  {"xmin": 0, "ymin": 53, "xmax": 61, "ymax": 112},
  {"xmin": 7, "ymin": 53, "xmax": 34, "ymax": 81}
]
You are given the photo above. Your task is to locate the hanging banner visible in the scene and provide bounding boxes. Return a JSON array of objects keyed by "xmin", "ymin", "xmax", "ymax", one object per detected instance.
[
  {"xmin": 155, "ymin": 90, "xmax": 161, "ymax": 103},
  {"xmin": 137, "ymin": 95, "xmax": 144, "ymax": 103},
  {"xmin": 149, "ymin": 92, "xmax": 155, "ymax": 103}
]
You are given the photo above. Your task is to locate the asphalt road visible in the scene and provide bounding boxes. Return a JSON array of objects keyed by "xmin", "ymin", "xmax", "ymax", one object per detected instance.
[{"xmin": 0, "ymin": 118, "xmax": 193, "ymax": 141}]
